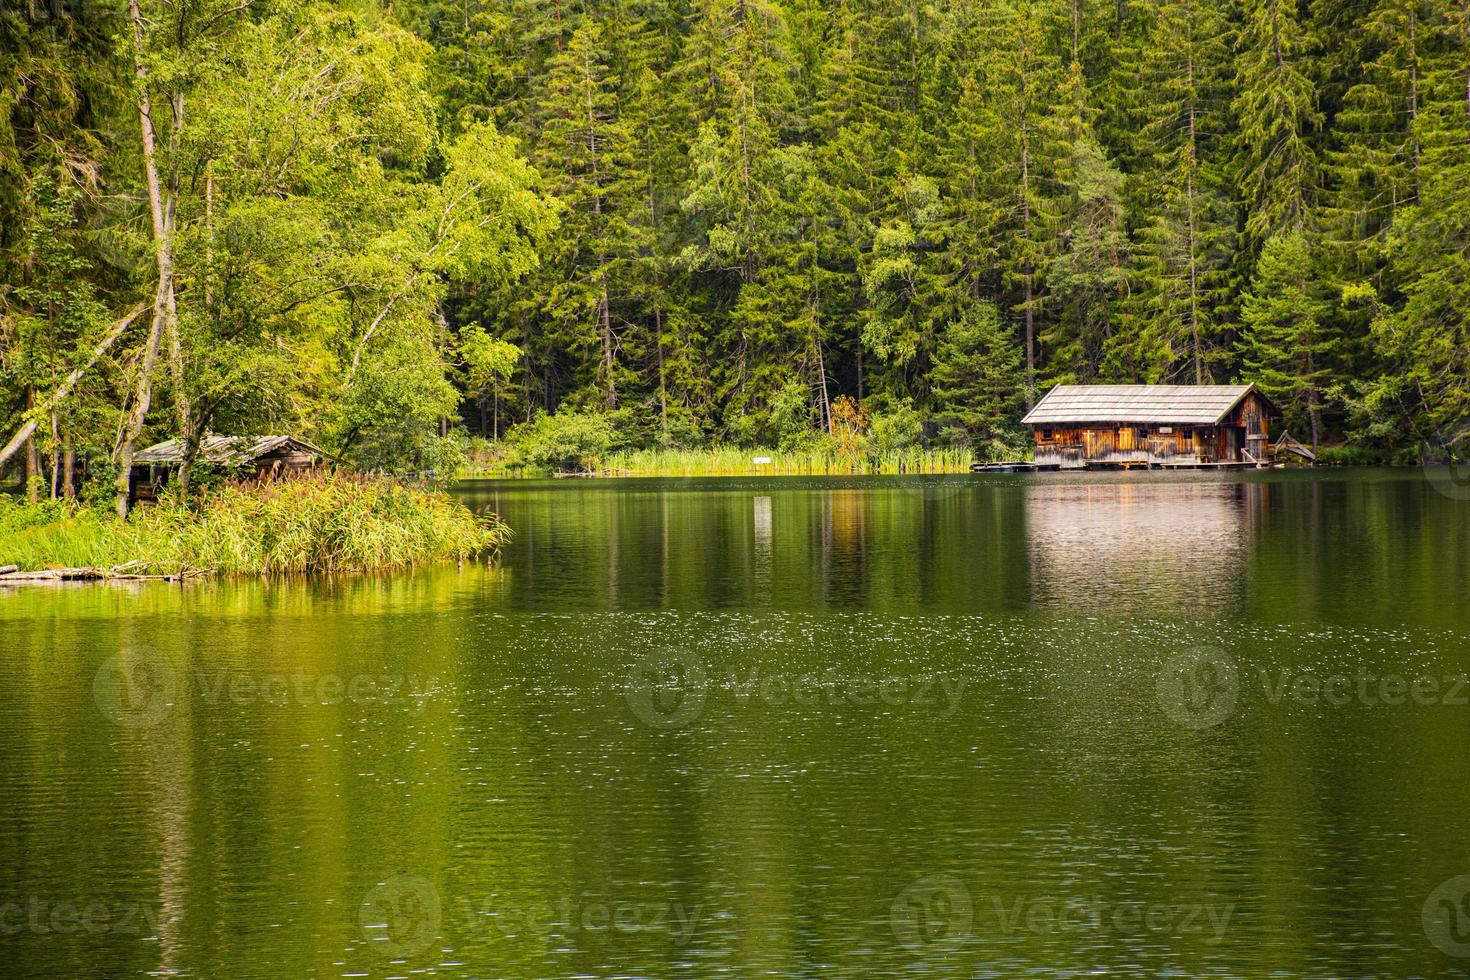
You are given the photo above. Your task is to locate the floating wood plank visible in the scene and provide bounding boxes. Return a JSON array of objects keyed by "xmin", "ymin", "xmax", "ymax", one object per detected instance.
[{"xmin": 0, "ymin": 565, "xmax": 213, "ymax": 583}]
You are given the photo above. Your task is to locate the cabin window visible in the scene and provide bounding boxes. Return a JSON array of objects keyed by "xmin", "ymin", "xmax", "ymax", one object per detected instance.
[
  {"xmin": 1135, "ymin": 426, "xmax": 1148, "ymax": 440},
  {"xmin": 1041, "ymin": 428, "xmax": 1053, "ymax": 440}
]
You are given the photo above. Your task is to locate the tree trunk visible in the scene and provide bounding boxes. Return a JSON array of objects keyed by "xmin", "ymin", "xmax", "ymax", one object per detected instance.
[
  {"xmin": 1020, "ymin": 103, "xmax": 1036, "ymax": 406},
  {"xmin": 655, "ymin": 306, "xmax": 668, "ymax": 436},
  {"xmin": 0, "ymin": 304, "xmax": 145, "ymax": 472},
  {"xmin": 116, "ymin": 0, "xmax": 176, "ymax": 518},
  {"xmin": 49, "ymin": 412, "xmax": 61, "ymax": 500},
  {"xmin": 600, "ymin": 278, "xmax": 616, "ymax": 408},
  {"xmin": 164, "ymin": 90, "xmax": 192, "ymax": 497},
  {"xmin": 23, "ymin": 388, "xmax": 38, "ymax": 501},
  {"xmin": 177, "ymin": 425, "xmax": 199, "ymax": 497}
]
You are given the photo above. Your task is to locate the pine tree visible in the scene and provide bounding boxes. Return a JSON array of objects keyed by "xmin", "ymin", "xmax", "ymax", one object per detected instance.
[
  {"xmin": 532, "ymin": 18, "xmax": 638, "ymax": 409},
  {"xmin": 676, "ymin": 0, "xmax": 798, "ymax": 434},
  {"xmin": 859, "ymin": 175, "xmax": 953, "ymax": 406},
  {"xmin": 981, "ymin": 0, "xmax": 1068, "ymax": 404},
  {"xmin": 929, "ymin": 301, "xmax": 1026, "ymax": 447},
  {"xmin": 1233, "ymin": 0, "xmax": 1322, "ymax": 247},
  {"xmin": 1322, "ymin": 0, "xmax": 1429, "ymax": 279},
  {"xmin": 1354, "ymin": 0, "xmax": 1470, "ymax": 446},
  {"xmin": 1117, "ymin": 0, "xmax": 1235, "ymax": 384},
  {"xmin": 1239, "ymin": 231, "xmax": 1339, "ymax": 448},
  {"xmin": 1044, "ymin": 133, "xmax": 1129, "ymax": 384}
]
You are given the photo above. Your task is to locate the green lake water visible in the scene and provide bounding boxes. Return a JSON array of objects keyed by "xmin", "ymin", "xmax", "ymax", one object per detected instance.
[{"xmin": 4, "ymin": 469, "xmax": 1470, "ymax": 977}]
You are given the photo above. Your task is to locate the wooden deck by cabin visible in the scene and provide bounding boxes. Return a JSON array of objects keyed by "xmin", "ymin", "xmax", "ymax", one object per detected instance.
[{"xmin": 1021, "ymin": 384, "xmax": 1283, "ymax": 470}]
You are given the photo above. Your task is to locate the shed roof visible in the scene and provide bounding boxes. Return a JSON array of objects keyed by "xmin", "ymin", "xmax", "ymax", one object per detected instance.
[
  {"xmin": 1021, "ymin": 384, "xmax": 1266, "ymax": 425},
  {"xmin": 133, "ymin": 434, "xmax": 329, "ymax": 466}
]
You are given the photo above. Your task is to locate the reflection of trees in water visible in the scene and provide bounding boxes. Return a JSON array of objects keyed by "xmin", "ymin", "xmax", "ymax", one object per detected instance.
[
  {"xmin": 453, "ymin": 474, "xmax": 1470, "ymax": 623},
  {"xmin": 816, "ymin": 490, "xmax": 869, "ymax": 604},
  {"xmin": 1025, "ymin": 481, "xmax": 1266, "ymax": 614}
]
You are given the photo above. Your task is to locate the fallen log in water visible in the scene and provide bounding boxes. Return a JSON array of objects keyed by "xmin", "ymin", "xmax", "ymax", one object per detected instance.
[{"xmin": 0, "ymin": 564, "xmax": 213, "ymax": 583}]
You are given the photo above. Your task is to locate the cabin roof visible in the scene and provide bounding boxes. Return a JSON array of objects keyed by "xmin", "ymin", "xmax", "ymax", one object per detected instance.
[
  {"xmin": 133, "ymin": 434, "xmax": 329, "ymax": 466},
  {"xmin": 1021, "ymin": 384, "xmax": 1266, "ymax": 425}
]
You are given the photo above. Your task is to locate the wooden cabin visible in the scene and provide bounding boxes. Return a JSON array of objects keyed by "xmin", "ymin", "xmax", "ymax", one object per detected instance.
[
  {"xmin": 1022, "ymin": 384, "xmax": 1280, "ymax": 469},
  {"xmin": 129, "ymin": 434, "xmax": 332, "ymax": 503}
]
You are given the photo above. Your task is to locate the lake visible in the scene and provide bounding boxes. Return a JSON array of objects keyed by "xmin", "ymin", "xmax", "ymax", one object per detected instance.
[{"xmin": 3, "ymin": 469, "xmax": 1470, "ymax": 977}]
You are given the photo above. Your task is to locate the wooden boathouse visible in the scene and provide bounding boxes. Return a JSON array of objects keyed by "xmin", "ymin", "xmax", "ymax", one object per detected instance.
[
  {"xmin": 129, "ymin": 434, "xmax": 332, "ymax": 503},
  {"xmin": 1021, "ymin": 384, "xmax": 1282, "ymax": 469}
]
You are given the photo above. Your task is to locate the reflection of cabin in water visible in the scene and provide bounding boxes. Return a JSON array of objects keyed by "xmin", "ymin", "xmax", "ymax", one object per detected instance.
[
  {"xmin": 1025, "ymin": 481, "xmax": 1265, "ymax": 613},
  {"xmin": 129, "ymin": 434, "xmax": 332, "ymax": 503},
  {"xmin": 1022, "ymin": 384, "xmax": 1282, "ymax": 469}
]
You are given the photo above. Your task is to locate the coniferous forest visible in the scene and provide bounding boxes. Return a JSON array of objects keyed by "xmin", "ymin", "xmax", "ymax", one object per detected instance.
[{"xmin": 3, "ymin": 0, "xmax": 1469, "ymax": 493}]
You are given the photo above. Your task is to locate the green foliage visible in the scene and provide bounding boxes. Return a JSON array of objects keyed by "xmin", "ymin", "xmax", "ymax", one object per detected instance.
[
  {"xmin": 1046, "ymin": 136, "xmax": 1129, "ymax": 383},
  {"xmin": 1232, "ymin": 0, "xmax": 1321, "ymax": 246},
  {"xmin": 5, "ymin": 0, "xmax": 1470, "ymax": 491},
  {"xmin": 868, "ymin": 403, "xmax": 924, "ymax": 458},
  {"xmin": 1314, "ymin": 444, "xmax": 1393, "ymax": 467},
  {"xmin": 501, "ymin": 410, "xmax": 619, "ymax": 472},
  {"xmin": 930, "ymin": 303, "xmax": 1025, "ymax": 445},
  {"xmin": 1239, "ymin": 232, "xmax": 1341, "ymax": 446}
]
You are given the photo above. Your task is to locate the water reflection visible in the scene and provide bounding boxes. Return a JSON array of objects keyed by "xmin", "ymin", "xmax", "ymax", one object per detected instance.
[
  {"xmin": 457, "ymin": 470, "xmax": 1470, "ymax": 626},
  {"xmin": 3, "ymin": 471, "xmax": 1470, "ymax": 978},
  {"xmin": 1025, "ymin": 481, "xmax": 1262, "ymax": 613}
]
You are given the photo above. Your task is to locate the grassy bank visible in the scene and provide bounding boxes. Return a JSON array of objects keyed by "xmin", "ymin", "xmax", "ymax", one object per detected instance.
[
  {"xmin": 0, "ymin": 473, "xmax": 506, "ymax": 576},
  {"xmin": 465, "ymin": 446, "xmax": 987, "ymax": 478},
  {"xmin": 600, "ymin": 446, "xmax": 979, "ymax": 477}
]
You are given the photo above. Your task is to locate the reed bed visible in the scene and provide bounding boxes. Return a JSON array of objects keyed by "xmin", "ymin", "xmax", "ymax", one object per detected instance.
[
  {"xmin": 0, "ymin": 472, "xmax": 506, "ymax": 576},
  {"xmin": 467, "ymin": 446, "xmax": 980, "ymax": 478}
]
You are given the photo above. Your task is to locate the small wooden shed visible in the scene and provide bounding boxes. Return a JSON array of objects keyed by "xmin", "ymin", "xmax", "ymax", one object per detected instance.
[
  {"xmin": 129, "ymin": 434, "xmax": 332, "ymax": 503},
  {"xmin": 1022, "ymin": 384, "xmax": 1280, "ymax": 469}
]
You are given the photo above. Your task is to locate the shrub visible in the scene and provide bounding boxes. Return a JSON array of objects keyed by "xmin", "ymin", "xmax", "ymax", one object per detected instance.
[
  {"xmin": 868, "ymin": 403, "xmax": 924, "ymax": 457},
  {"xmin": 1314, "ymin": 444, "xmax": 1389, "ymax": 467},
  {"xmin": 501, "ymin": 410, "xmax": 617, "ymax": 472}
]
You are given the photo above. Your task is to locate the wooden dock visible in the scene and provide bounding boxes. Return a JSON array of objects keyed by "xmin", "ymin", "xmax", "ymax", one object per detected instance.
[
  {"xmin": 971, "ymin": 459, "xmax": 1278, "ymax": 473},
  {"xmin": 971, "ymin": 461, "xmax": 1060, "ymax": 473}
]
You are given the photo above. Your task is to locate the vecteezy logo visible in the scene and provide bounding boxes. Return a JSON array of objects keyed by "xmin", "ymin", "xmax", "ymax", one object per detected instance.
[
  {"xmin": 1424, "ymin": 430, "xmax": 1470, "ymax": 502},
  {"xmin": 360, "ymin": 874, "xmax": 441, "ymax": 958},
  {"xmin": 1156, "ymin": 645, "xmax": 1239, "ymax": 730},
  {"xmin": 625, "ymin": 647, "xmax": 708, "ymax": 729},
  {"xmin": 1423, "ymin": 874, "xmax": 1470, "ymax": 958},
  {"xmin": 890, "ymin": 875, "xmax": 974, "ymax": 950},
  {"xmin": 93, "ymin": 650, "xmax": 178, "ymax": 728}
]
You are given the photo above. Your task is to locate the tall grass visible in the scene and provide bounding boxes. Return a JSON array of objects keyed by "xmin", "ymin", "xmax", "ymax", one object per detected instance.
[
  {"xmin": 602, "ymin": 446, "xmax": 978, "ymax": 477},
  {"xmin": 0, "ymin": 472, "xmax": 506, "ymax": 575},
  {"xmin": 466, "ymin": 446, "xmax": 984, "ymax": 478}
]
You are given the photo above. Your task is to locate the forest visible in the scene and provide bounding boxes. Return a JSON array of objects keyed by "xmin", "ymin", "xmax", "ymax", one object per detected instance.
[{"xmin": 2, "ymin": 0, "xmax": 1468, "ymax": 498}]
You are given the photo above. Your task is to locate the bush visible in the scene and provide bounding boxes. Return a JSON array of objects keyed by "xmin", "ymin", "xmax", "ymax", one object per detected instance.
[
  {"xmin": 1314, "ymin": 444, "xmax": 1390, "ymax": 466},
  {"xmin": 868, "ymin": 403, "xmax": 923, "ymax": 457},
  {"xmin": 501, "ymin": 410, "xmax": 618, "ymax": 472}
]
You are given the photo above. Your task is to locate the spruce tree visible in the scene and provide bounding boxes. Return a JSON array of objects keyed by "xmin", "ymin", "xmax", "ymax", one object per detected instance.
[
  {"xmin": 1233, "ymin": 0, "xmax": 1322, "ymax": 247},
  {"xmin": 1239, "ymin": 231, "xmax": 1339, "ymax": 449},
  {"xmin": 532, "ymin": 18, "xmax": 637, "ymax": 409},
  {"xmin": 930, "ymin": 301, "xmax": 1026, "ymax": 448},
  {"xmin": 982, "ymin": 0, "xmax": 1068, "ymax": 404},
  {"xmin": 1118, "ymin": 0, "xmax": 1235, "ymax": 384}
]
